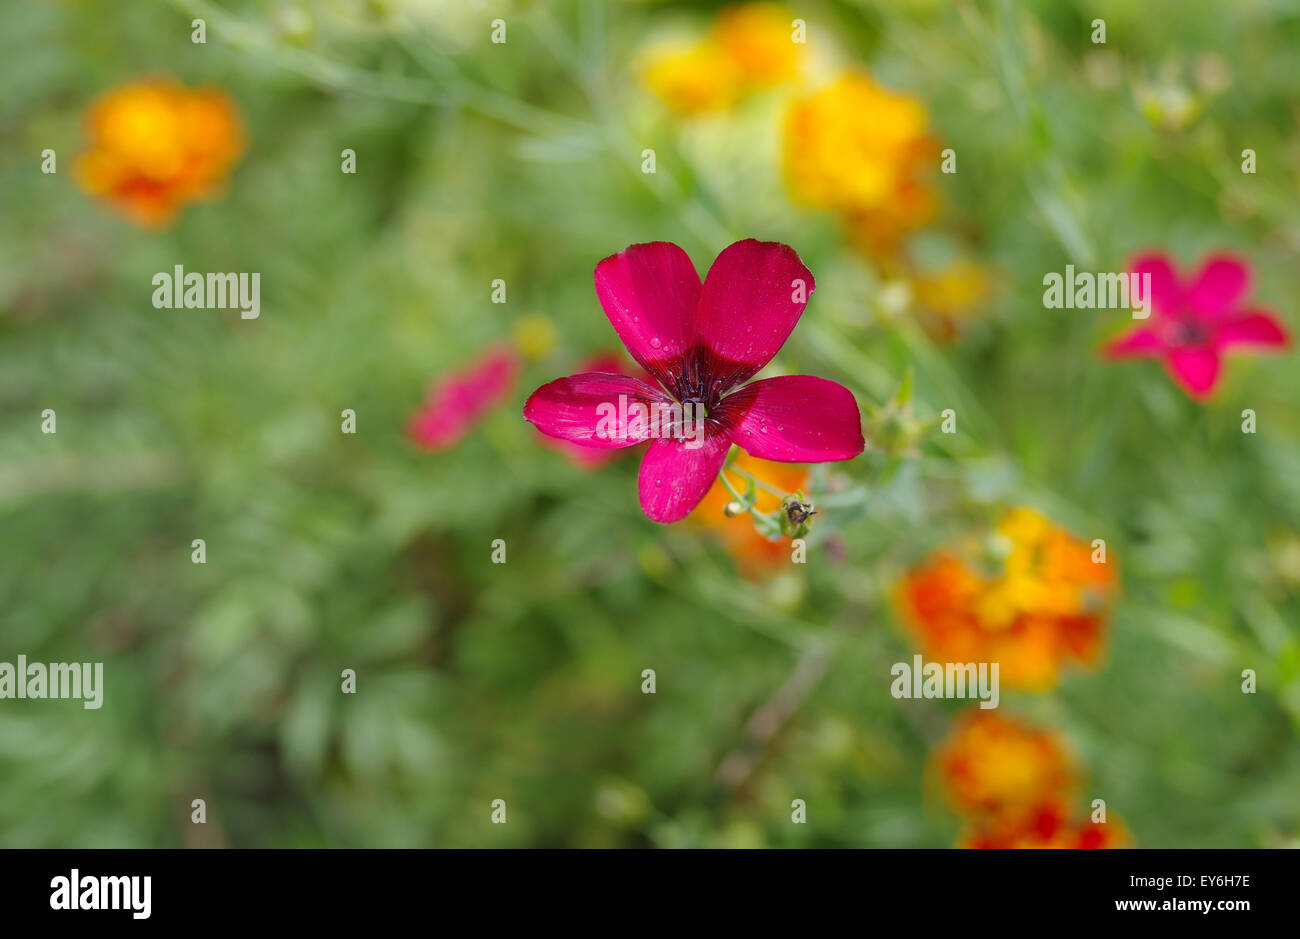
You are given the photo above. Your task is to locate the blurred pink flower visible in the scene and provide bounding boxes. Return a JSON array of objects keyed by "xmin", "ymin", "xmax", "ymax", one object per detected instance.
[
  {"xmin": 1104, "ymin": 252, "xmax": 1288, "ymax": 400},
  {"xmin": 524, "ymin": 239, "xmax": 864, "ymax": 523},
  {"xmin": 408, "ymin": 346, "xmax": 520, "ymax": 450}
]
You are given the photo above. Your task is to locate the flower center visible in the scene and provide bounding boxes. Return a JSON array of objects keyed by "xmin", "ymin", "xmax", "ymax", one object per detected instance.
[
  {"xmin": 1167, "ymin": 315, "xmax": 1210, "ymax": 347},
  {"xmin": 664, "ymin": 350, "xmax": 727, "ymax": 412}
]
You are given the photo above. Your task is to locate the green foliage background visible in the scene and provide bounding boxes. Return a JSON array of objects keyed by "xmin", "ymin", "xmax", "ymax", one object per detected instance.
[{"xmin": 0, "ymin": 0, "xmax": 1297, "ymax": 847}]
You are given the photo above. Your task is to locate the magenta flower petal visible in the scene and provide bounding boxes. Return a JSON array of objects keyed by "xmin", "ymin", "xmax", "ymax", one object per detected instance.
[
  {"xmin": 535, "ymin": 353, "xmax": 655, "ymax": 468},
  {"xmin": 524, "ymin": 371, "xmax": 669, "ymax": 448},
  {"xmin": 694, "ymin": 239, "xmax": 815, "ymax": 388},
  {"xmin": 594, "ymin": 242, "xmax": 701, "ymax": 387},
  {"xmin": 637, "ymin": 432, "xmax": 733, "ymax": 523},
  {"xmin": 1127, "ymin": 253, "xmax": 1180, "ymax": 318},
  {"xmin": 718, "ymin": 375, "xmax": 864, "ymax": 462},
  {"xmin": 1215, "ymin": 310, "xmax": 1289, "ymax": 349},
  {"xmin": 1165, "ymin": 347, "xmax": 1222, "ymax": 399},
  {"xmin": 1186, "ymin": 254, "xmax": 1250, "ymax": 320},
  {"xmin": 1104, "ymin": 327, "xmax": 1165, "ymax": 359}
]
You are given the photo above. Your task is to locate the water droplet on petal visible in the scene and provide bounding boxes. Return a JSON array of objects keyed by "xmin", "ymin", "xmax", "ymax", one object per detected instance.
[{"xmin": 650, "ymin": 337, "xmax": 662, "ymax": 349}]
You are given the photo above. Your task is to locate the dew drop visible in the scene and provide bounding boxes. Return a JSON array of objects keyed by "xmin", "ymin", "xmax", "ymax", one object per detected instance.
[{"xmin": 650, "ymin": 337, "xmax": 662, "ymax": 349}]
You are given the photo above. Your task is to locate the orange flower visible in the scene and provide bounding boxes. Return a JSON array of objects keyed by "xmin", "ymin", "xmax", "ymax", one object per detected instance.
[
  {"xmin": 641, "ymin": 4, "xmax": 802, "ymax": 113},
  {"xmin": 785, "ymin": 73, "xmax": 939, "ymax": 256},
  {"xmin": 690, "ymin": 451, "xmax": 807, "ymax": 576},
  {"xmin": 898, "ymin": 507, "xmax": 1116, "ymax": 689},
  {"xmin": 933, "ymin": 710, "xmax": 1076, "ymax": 824},
  {"xmin": 75, "ymin": 79, "xmax": 245, "ymax": 227},
  {"xmin": 960, "ymin": 802, "xmax": 1131, "ymax": 849}
]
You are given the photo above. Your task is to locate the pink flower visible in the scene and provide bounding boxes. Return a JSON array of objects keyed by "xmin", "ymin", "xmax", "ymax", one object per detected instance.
[
  {"xmin": 408, "ymin": 346, "xmax": 520, "ymax": 450},
  {"xmin": 1105, "ymin": 252, "xmax": 1289, "ymax": 400},
  {"xmin": 536, "ymin": 352, "xmax": 650, "ymax": 469},
  {"xmin": 524, "ymin": 239, "xmax": 865, "ymax": 523}
]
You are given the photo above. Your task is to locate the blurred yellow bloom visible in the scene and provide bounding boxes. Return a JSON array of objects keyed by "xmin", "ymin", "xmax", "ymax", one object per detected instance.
[
  {"xmin": 642, "ymin": 41, "xmax": 746, "ymax": 114},
  {"xmin": 713, "ymin": 4, "xmax": 801, "ymax": 88},
  {"xmin": 786, "ymin": 73, "xmax": 939, "ymax": 256},
  {"xmin": 691, "ymin": 451, "xmax": 808, "ymax": 576},
  {"xmin": 75, "ymin": 79, "xmax": 245, "ymax": 228},
  {"xmin": 641, "ymin": 4, "xmax": 802, "ymax": 114},
  {"xmin": 510, "ymin": 313, "xmax": 559, "ymax": 361},
  {"xmin": 898, "ymin": 507, "xmax": 1116, "ymax": 689},
  {"xmin": 785, "ymin": 72, "xmax": 934, "ymax": 209},
  {"xmin": 909, "ymin": 259, "xmax": 991, "ymax": 340}
]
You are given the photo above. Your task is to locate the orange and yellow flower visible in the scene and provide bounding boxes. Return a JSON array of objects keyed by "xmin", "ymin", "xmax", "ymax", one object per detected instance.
[
  {"xmin": 785, "ymin": 73, "xmax": 939, "ymax": 256},
  {"xmin": 898, "ymin": 507, "xmax": 1116, "ymax": 689},
  {"xmin": 933, "ymin": 710, "xmax": 1075, "ymax": 823},
  {"xmin": 75, "ymin": 79, "xmax": 245, "ymax": 228},
  {"xmin": 691, "ymin": 451, "xmax": 808, "ymax": 576},
  {"xmin": 642, "ymin": 4, "xmax": 802, "ymax": 114},
  {"xmin": 933, "ymin": 709, "xmax": 1129, "ymax": 848}
]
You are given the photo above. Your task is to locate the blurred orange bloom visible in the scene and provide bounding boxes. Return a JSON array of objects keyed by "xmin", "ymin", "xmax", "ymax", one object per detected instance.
[
  {"xmin": 898, "ymin": 507, "xmax": 1116, "ymax": 689},
  {"xmin": 75, "ymin": 79, "xmax": 245, "ymax": 228},
  {"xmin": 785, "ymin": 73, "xmax": 939, "ymax": 255},
  {"xmin": 959, "ymin": 802, "xmax": 1131, "ymax": 849},
  {"xmin": 690, "ymin": 451, "xmax": 807, "ymax": 576},
  {"xmin": 642, "ymin": 3, "xmax": 802, "ymax": 113},
  {"xmin": 933, "ymin": 710, "xmax": 1075, "ymax": 823}
]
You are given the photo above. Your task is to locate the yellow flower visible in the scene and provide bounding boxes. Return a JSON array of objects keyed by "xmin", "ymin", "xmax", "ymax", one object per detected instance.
[
  {"xmin": 641, "ymin": 4, "xmax": 802, "ymax": 114},
  {"xmin": 713, "ymin": 4, "xmax": 801, "ymax": 88},
  {"xmin": 75, "ymin": 79, "xmax": 245, "ymax": 228},
  {"xmin": 510, "ymin": 314, "xmax": 559, "ymax": 361},
  {"xmin": 785, "ymin": 73, "xmax": 938, "ymax": 256},
  {"xmin": 910, "ymin": 259, "xmax": 991, "ymax": 340},
  {"xmin": 642, "ymin": 41, "xmax": 745, "ymax": 114}
]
